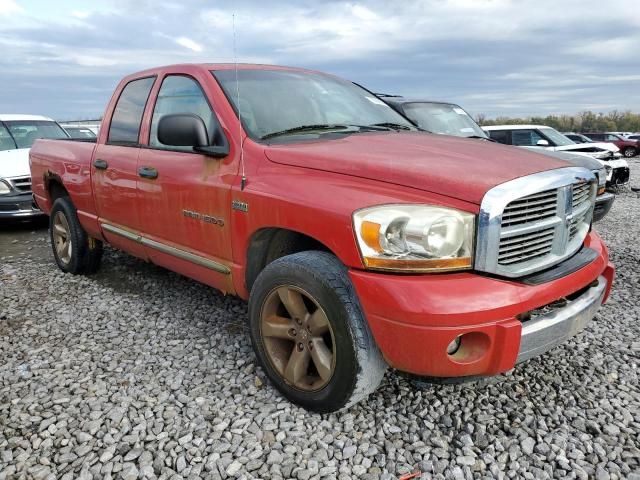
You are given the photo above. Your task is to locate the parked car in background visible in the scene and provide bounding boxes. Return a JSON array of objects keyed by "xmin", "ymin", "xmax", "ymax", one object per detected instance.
[
  {"xmin": 564, "ymin": 133, "xmax": 595, "ymax": 144},
  {"xmin": 62, "ymin": 125, "xmax": 97, "ymax": 140},
  {"xmin": 30, "ymin": 63, "xmax": 615, "ymax": 411},
  {"xmin": 380, "ymin": 98, "xmax": 613, "ymax": 221},
  {"xmin": 582, "ymin": 133, "xmax": 638, "ymax": 158},
  {"xmin": 484, "ymin": 125, "xmax": 630, "ymax": 189},
  {"xmin": 59, "ymin": 120, "xmax": 101, "ymax": 136},
  {"xmin": 381, "ymin": 97, "xmax": 489, "ymax": 139},
  {"xmin": 0, "ymin": 115, "xmax": 69, "ymax": 219},
  {"xmin": 628, "ymin": 134, "xmax": 640, "ymax": 141}
]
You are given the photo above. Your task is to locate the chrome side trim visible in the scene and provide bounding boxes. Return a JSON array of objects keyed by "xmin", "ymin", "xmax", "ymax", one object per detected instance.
[
  {"xmin": 517, "ymin": 276, "xmax": 606, "ymax": 363},
  {"xmin": 101, "ymin": 223, "xmax": 231, "ymax": 275},
  {"xmin": 102, "ymin": 223, "xmax": 142, "ymax": 243},
  {"xmin": 476, "ymin": 167, "xmax": 596, "ymax": 277}
]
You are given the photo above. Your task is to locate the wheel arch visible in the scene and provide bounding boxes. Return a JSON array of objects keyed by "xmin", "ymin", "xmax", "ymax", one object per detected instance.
[{"xmin": 245, "ymin": 227, "xmax": 335, "ymax": 294}]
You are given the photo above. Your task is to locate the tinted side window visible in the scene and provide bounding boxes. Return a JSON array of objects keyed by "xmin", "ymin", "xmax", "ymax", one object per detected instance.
[
  {"xmin": 150, "ymin": 76, "xmax": 215, "ymax": 150},
  {"xmin": 108, "ymin": 77, "xmax": 155, "ymax": 144},
  {"xmin": 512, "ymin": 129, "xmax": 544, "ymax": 146},
  {"xmin": 488, "ymin": 130, "xmax": 510, "ymax": 144}
]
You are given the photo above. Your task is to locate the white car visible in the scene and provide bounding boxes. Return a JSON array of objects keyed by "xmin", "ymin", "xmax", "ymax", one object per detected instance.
[
  {"xmin": 0, "ymin": 114, "xmax": 69, "ymax": 219},
  {"xmin": 483, "ymin": 124, "xmax": 630, "ymax": 188}
]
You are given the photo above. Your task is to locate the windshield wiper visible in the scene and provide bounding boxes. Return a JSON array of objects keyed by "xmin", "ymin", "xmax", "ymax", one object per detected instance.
[
  {"xmin": 369, "ymin": 122, "xmax": 414, "ymax": 131},
  {"xmin": 260, "ymin": 124, "xmax": 350, "ymax": 140}
]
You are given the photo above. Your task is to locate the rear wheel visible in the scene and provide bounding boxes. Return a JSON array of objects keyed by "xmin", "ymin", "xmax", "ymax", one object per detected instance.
[
  {"xmin": 623, "ymin": 146, "xmax": 636, "ymax": 158},
  {"xmin": 249, "ymin": 251, "xmax": 386, "ymax": 412},
  {"xmin": 50, "ymin": 197, "xmax": 103, "ymax": 274}
]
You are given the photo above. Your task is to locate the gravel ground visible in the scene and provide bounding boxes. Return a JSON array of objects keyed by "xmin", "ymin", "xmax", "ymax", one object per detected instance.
[{"xmin": 1, "ymin": 162, "xmax": 639, "ymax": 480}]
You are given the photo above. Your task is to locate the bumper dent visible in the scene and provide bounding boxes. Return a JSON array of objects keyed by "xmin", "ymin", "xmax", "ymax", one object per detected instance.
[{"xmin": 517, "ymin": 275, "xmax": 606, "ymax": 363}]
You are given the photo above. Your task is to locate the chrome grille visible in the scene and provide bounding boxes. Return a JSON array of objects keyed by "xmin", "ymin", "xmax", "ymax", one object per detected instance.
[
  {"xmin": 569, "ymin": 182, "xmax": 591, "ymax": 241},
  {"xmin": 9, "ymin": 176, "xmax": 32, "ymax": 193},
  {"xmin": 475, "ymin": 168, "xmax": 597, "ymax": 278}
]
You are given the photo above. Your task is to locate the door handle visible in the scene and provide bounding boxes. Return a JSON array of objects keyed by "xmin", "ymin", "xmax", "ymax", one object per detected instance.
[
  {"xmin": 93, "ymin": 159, "xmax": 108, "ymax": 170},
  {"xmin": 138, "ymin": 166, "xmax": 158, "ymax": 179}
]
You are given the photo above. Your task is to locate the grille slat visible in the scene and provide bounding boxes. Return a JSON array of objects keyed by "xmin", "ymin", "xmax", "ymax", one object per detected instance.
[
  {"xmin": 499, "ymin": 232, "xmax": 555, "ymax": 254},
  {"xmin": 9, "ymin": 176, "xmax": 32, "ymax": 193},
  {"xmin": 501, "ymin": 209, "xmax": 558, "ymax": 226},
  {"xmin": 500, "ymin": 228, "xmax": 555, "ymax": 247}
]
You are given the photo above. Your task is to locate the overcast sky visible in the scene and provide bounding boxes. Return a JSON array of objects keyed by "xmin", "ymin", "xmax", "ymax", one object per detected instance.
[{"xmin": 1, "ymin": 0, "xmax": 639, "ymax": 120}]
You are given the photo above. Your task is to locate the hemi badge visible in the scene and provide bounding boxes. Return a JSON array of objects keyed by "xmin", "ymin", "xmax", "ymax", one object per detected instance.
[{"xmin": 232, "ymin": 200, "xmax": 249, "ymax": 212}]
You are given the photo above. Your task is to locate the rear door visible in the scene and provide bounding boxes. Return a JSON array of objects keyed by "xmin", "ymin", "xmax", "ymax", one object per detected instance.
[{"xmin": 92, "ymin": 76, "xmax": 155, "ymax": 258}]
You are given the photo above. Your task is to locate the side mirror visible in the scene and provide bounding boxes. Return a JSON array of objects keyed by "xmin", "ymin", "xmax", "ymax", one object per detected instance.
[
  {"xmin": 536, "ymin": 139, "xmax": 550, "ymax": 147},
  {"xmin": 157, "ymin": 114, "xmax": 229, "ymax": 158}
]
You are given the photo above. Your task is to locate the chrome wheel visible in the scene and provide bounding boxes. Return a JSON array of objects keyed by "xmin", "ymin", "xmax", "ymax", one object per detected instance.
[
  {"xmin": 260, "ymin": 285, "xmax": 336, "ymax": 391},
  {"xmin": 52, "ymin": 211, "xmax": 72, "ymax": 265}
]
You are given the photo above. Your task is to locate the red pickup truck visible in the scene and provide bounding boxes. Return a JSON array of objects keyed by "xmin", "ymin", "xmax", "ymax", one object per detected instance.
[{"xmin": 30, "ymin": 64, "xmax": 615, "ymax": 412}]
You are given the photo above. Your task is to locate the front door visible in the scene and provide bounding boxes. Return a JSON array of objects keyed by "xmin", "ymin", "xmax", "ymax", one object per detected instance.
[
  {"xmin": 92, "ymin": 76, "xmax": 156, "ymax": 258},
  {"xmin": 136, "ymin": 74, "xmax": 237, "ymax": 291}
]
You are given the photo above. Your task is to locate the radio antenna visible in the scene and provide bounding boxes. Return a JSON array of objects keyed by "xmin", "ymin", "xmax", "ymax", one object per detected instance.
[{"xmin": 233, "ymin": 13, "xmax": 247, "ymax": 190}]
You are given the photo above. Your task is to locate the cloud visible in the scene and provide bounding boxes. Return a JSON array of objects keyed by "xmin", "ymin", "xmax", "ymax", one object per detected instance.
[
  {"xmin": 175, "ymin": 36, "xmax": 203, "ymax": 52},
  {"xmin": 0, "ymin": 0, "xmax": 21, "ymax": 15},
  {"xmin": 0, "ymin": 0, "xmax": 638, "ymax": 119}
]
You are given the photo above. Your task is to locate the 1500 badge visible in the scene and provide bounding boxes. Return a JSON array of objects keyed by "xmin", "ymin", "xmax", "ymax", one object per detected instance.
[{"xmin": 182, "ymin": 209, "xmax": 225, "ymax": 226}]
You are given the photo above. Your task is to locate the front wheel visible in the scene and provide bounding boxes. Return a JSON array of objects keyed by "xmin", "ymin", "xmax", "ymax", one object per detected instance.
[
  {"xmin": 623, "ymin": 147, "xmax": 636, "ymax": 158},
  {"xmin": 248, "ymin": 251, "xmax": 386, "ymax": 412},
  {"xmin": 50, "ymin": 197, "xmax": 103, "ymax": 274}
]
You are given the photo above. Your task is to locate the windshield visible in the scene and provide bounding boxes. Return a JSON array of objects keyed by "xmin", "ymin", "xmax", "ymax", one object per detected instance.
[
  {"xmin": 212, "ymin": 69, "xmax": 414, "ymax": 141},
  {"xmin": 1, "ymin": 120, "xmax": 68, "ymax": 149},
  {"xmin": 539, "ymin": 127, "xmax": 575, "ymax": 146},
  {"xmin": 0, "ymin": 123, "xmax": 17, "ymax": 151},
  {"xmin": 401, "ymin": 102, "xmax": 487, "ymax": 138}
]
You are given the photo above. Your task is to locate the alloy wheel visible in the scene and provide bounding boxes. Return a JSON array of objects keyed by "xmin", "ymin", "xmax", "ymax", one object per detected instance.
[
  {"xmin": 260, "ymin": 285, "xmax": 336, "ymax": 391},
  {"xmin": 52, "ymin": 211, "xmax": 72, "ymax": 265}
]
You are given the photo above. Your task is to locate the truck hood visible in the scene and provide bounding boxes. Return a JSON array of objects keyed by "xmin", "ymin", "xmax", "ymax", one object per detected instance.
[
  {"xmin": 0, "ymin": 148, "xmax": 30, "ymax": 178},
  {"xmin": 264, "ymin": 132, "xmax": 569, "ymax": 205}
]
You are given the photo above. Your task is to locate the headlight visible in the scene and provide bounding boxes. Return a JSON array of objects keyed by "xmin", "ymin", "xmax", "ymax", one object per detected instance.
[
  {"xmin": 596, "ymin": 168, "xmax": 607, "ymax": 194},
  {"xmin": 353, "ymin": 204, "xmax": 475, "ymax": 272},
  {"xmin": 0, "ymin": 179, "xmax": 11, "ymax": 195}
]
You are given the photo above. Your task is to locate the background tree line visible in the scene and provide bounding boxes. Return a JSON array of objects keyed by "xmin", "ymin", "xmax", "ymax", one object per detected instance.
[{"xmin": 476, "ymin": 110, "xmax": 640, "ymax": 133}]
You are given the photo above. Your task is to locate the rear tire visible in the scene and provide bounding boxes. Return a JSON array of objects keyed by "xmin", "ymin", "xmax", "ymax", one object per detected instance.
[
  {"xmin": 50, "ymin": 197, "xmax": 103, "ymax": 275},
  {"xmin": 248, "ymin": 251, "xmax": 386, "ymax": 412},
  {"xmin": 623, "ymin": 147, "xmax": 636, "ymax": 158}
]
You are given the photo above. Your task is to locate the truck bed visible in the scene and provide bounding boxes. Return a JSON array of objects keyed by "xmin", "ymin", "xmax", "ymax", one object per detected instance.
[{"xmin": 30, "ymin": 138, "xmax": 98, "ymax": 218}]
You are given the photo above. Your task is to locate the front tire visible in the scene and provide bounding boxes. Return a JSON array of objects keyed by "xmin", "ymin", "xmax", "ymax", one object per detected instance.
[
  {"xmin": 249, "ymin": 251, "xmax": 386, "ymax": 412},
  {"xmin": 623, "ymin": 147, "xmax": 636, "ymax": 158},
  {"xmin": 50, "ymin": 197, "xmax": 103, "ymax": 274}
]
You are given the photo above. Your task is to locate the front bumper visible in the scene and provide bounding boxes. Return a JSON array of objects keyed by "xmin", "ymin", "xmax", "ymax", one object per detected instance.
[
  {"xmin": 517, "ymin": 275, "xmax": 606, "ymax": 363},
  {"xmin": 593, "ymin": 192, "xmax": 614, "ymax": 222},
  {"xmin": 0, "ymin": 193, "xmax": 44, "ymax": 219},
  {"xmin": 349, "ymin": 231, "xmax": 614, "ymax": 378}
]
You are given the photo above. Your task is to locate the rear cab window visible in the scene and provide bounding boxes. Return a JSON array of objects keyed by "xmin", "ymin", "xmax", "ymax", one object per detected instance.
[{"xmin": 107, "ymin": 77, "xmax": 156, "ymax": 145}]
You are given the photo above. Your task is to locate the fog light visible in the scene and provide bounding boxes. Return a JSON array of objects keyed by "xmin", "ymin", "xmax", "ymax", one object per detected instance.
[{"xmin": 446, "ymin": 336, "xmax": 461, "ymax": 355}]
